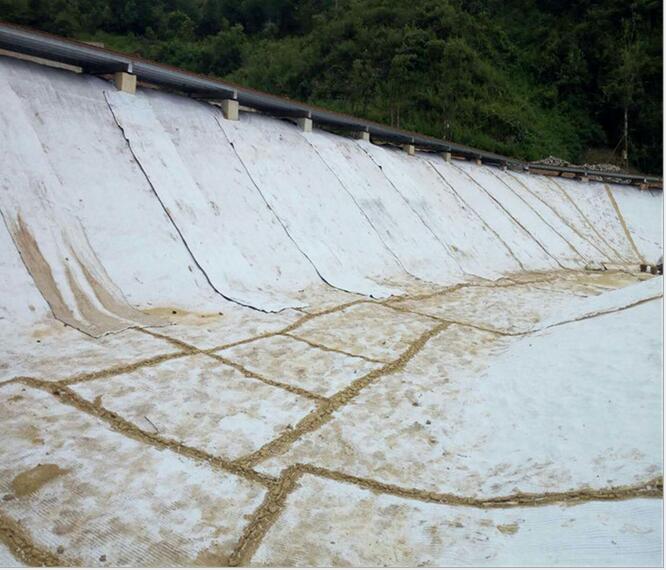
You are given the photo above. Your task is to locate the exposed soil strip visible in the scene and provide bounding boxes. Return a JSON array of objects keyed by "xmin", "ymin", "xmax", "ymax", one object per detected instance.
[
  {"xmin": 227, "ymin": 465, "xmax": 302, "ymax": 566},
  {"xmin": 300, "ymin": 464, "xmax": 663, "ymax": 509},
  {"xmin": 603, "ymin": 184, "xmax": 645, "ymax": 263},
  {"xmin": 0, "ymin": 511, "xmax": 66, "ymax": 567},
  {"xmin": 18, "ymin": 378, "xmax": 276, "ymax": 487},
  {"xmin": 282, "ymin": 332, "xmax": 390, "ymax": 364},
  {"xmin": 235, "ymin": 321, "xmax": 450, "ymax": 467},
  {"xmin": 206, "ymin": 352, "xmax": 327, "ymax": 402},
  {"xmin": 135, "ymin": 326, "xmax": 327, "ymax": 401}
]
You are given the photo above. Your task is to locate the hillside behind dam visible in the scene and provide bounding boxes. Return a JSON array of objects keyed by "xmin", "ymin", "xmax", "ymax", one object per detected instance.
[{"xmin": 0, "ymin": 51, "xmax": 663, "ymax": 567}]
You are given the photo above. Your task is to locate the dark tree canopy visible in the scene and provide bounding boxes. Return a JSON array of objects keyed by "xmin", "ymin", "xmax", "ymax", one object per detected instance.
[{"xmin": 1, "ymin": 0, "xmax": 661, "ymax": 173}]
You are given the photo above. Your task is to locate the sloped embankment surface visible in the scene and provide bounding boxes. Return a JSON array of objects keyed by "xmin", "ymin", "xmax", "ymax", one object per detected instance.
[{"xmin": 0, "ymin": 54, "xmax": 663, "ymax": 567}]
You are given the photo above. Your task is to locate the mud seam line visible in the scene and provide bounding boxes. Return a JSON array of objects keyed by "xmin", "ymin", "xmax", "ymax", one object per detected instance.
[
  {"xmin": 301, "ymin": 464, "xmax": 663, "ymax": 509},
  {"xmin": 425, "ymin": 160, "xmax": 526, "ymax": 272},
  {"xmin": 603, "ymin": 184, "xmax": 645, "ymax": 263},
  {"xmin": 201, "ymin": 300, "xmax": 368, "ymax": 356},
  {"xmin": 451, "ymin": 162, "xmax": 566, "ymax": 269},
  {"xmin": 135, "ymin": 328, "xmax": 326, "ymax": 401},
  {"xmin": 303, "ymin": 137, "xmax": 422, "ymax": 283},
  {"xmin": 504, "ymin": 171, "xmax": 610, "ymax": 261},
  {"xmin": 134, "ymin": 326, "xmax": 201, "ymax": 352},
  {"xmin": 205, "ymin": 352, "xmax": 327, "ymax": 402},
  {"xmin": 0, "ymin": 510, "xmax": 66, "ymax": 566},
  {"xmin": 542, "ymin": 294, "xmax": 662, "ymax": 331},
  {"xmin": 487, "ymin": 168, "xmax": 588, "ymax": 263},
  {"xmin": 227, "ymin": 465, "xmax": 302, "ymax": 566},
  {"xmin": 103, "ymin": 94, "xmax": 263, "ymax": 313},
  {"xmin": 19, "ymin": 377, "xmax": 276, "ymax": 486},
  {"xmin": 235, "ymin": 321, "xmax": 450, "ymax": 467},
  {"xmin": 549, "ymin": 178, "xmax": 626, "ymax": 261},
  {"xmin": 60, "ymin": 350, "xmax": 191, "ymax": 386},
  {"xmin": 382, "ymin": 304, "xmax": 519, "ymax": 336},
  {"xmin": 358, "ymin": 145, "xmax": 469, "ymax": 277},
  {"xmin": 228, "ymin": 464, "xmax": 663, "ymax": 566},
  {"xmin": 281, "ymin": 332, "xmax": 389, "ymax": 364}
]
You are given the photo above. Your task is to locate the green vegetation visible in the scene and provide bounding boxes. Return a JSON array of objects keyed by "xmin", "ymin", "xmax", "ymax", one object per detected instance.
[{"xmin": 1, "ymin": 0, "xmax": 662, "ymax": 173}]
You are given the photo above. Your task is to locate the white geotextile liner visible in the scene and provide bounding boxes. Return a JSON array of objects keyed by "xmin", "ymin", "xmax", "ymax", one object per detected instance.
[
  {"xmin": 1, "ymin": 58, "xmax": 228, "ymax": 323},
  {"xmin": 254, "ymin": 475, "xmax": 662, "ymax": 567},
  {"xmin": 453, "ymin": 161, "xmax": 584, "ymax": 269},
  {"xmin": 541, "ymin": 275, "xmax": 663, "ymax": 328},
  {"xmin": 0, "ymin": 69, "xmax": 162, "ymax": 337},
  {"xmin": 556, "ymin": 178, "xmax": 640, "ymax": 263},
  {"xmin": 490, "ymin": 168, "xmax": 603, "ymax": 264},
  {"xmin": 106, "ymin": 89, "xmax": 320, "ymax": 312},
  {"xmin": 427, "ymin": 158, "xmax": 559, "ymax": 272},
  {"xmin": 300, "ymin": 130, "xmax": 462, "ymax": 285},
  {"xmin": 608, "ymin": 185, "xmax": 663, "ymax": 262},
  {"xmin": 219, "ymin": 113, "xmax": 409, "ymax": 298},
  {"xmin": 517, "ymin": 173, "xmax": 621, "ymax": 262},
  {"xmin": 360, "ymin": 144, "xmax": 521, "ymax": 280}
]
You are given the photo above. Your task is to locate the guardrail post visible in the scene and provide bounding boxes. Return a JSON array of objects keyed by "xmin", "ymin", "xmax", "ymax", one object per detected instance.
[
  {"xmin": 474, "ymin": 157, "xmax": 482, "ymax": 166},
  {"xmin": 297, "ymin": 117, "xmax": 313, "ymax": 132},
  {"xmin": 354, "ymin": 130, "xmax": 370, "ymax": 142},
  {"xmin": 220, "ymin": 99, "xmax": 239, "ymax": 121},
  {"xmin": 442, "ymin": 151, "xmax": 452, "ymax": 162},
  {"xmin": 403, "ymin": 143, "xmax": 415, "ymax": 156},
  {"xmin": 114, "ymin": 71, "xmax": 136, "ymax": 94}
]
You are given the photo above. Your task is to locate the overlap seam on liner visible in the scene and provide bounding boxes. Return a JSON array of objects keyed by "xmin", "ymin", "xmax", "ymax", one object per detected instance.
[
  {"xmin": 549, "ymin": 178, "xmax": 628, "ymax": 261},
  {"xmin": 424, "ymin": 159, "xmax": 527, "ymax": 272},
  {"xmin": 450, "ymin": 162, "xmax": 567, "ymax": 270},
  {"xmin": 504, "ymin": 170, "xmax": 612, "ymax": 261},
  {"xmin": 603, "ymin": 183, "xmax": 646, "ymax": 263},
  {"xmin": 357, "ymin": 144, "xmax": 469, "ymax": 277},
  {"xmin": 485, "ymin": 167, "xmax": 589, "ymax": 263},
  {"xmin": 281, "ymin": 331, "xmax": 390, "ymax": 364},
  {"xmin": 211, "ymin": 111, "xmax": 342, "ymax": 298},
  {"xmin": 301, "ymin": 134, "xmax": 422, "ymax": 283},
  {"xmin": 233, "ymin": 320, "xmax": 452, "ymax": 468},
  {"xmin": 103, "ymin": 92, "xmax": 264, "ymax": 312}
]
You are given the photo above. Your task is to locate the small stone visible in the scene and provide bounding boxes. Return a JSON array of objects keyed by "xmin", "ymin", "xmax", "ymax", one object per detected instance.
[
  {"xmin": 2, "ymin": 494, "xmax": 14, "ymax": 501},
  {"xmin": 56, "ymin": 545, "xmax": 65, "ymax": 554},
  {"xmin": 99, "ymin": 555, "xmax": 107, "ymax": 562}
]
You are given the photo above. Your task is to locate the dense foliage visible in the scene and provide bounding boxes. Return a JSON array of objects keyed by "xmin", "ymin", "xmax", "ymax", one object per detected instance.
[{"xmin": 1, "ymin": 0, "xmax": 662, "ymax": 173}]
